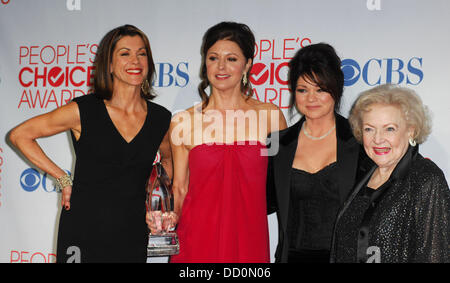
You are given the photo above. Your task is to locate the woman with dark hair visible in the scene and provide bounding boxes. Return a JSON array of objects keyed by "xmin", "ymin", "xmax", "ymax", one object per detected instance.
[
  {"xmin": 9, "ymin": 24, "xmax": 172, "ymax": 262},
  {"xmin": 161, "ymin": 22, "xmax": 286, "ymax": 263},
  {"xmin": 266, "ymin": 43, "xmax": 362, "ymax": 262}
]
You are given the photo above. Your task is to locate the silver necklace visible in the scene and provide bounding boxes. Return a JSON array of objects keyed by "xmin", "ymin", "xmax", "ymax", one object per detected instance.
[{"xmin": 303, "ymin": 124, "xmax": 336, "ymax": 140}]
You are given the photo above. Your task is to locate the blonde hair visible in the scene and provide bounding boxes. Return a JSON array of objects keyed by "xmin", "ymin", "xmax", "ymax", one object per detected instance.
[{"xmin": 349, "ymin": 84, "xmax": 432, "ymax": 144}]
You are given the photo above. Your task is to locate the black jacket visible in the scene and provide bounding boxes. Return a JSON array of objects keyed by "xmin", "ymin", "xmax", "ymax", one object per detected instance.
[
  {"xmin": 331, "ymin": 145, "xmax": 450, "ymax": 263},
  {"xmin": 266, "ymin": 113, "xmax": 361, "ymax": 262}
]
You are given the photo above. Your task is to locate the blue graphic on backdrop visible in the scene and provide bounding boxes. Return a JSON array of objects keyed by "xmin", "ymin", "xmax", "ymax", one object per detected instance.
[
  {"xmin": 341, "ymin": 57, "xmax": 423, "ymax": 87},
  {"xmin": 20, "ymin": 168, "xmax": 71, "ymax": 193}
]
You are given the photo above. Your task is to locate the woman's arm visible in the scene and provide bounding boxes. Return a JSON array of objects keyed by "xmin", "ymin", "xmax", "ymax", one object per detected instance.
[
  {"xmin": 159, "ymin": 131, "xmax": 173, "ymax": 180},
  {"xmin": 9, "ymin": 102, "xmax": 81, "ymax": 209},
  {"xmin": 414, "ymin": 169, "xmax": 450, "ymax": 262},
  {"xmin": 169, "ymin": 113, "xmax": 190, "ymax": 218}
]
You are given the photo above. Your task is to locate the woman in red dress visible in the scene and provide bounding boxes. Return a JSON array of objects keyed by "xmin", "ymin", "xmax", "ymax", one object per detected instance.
[{"xmin": 166, "ymin": 22, "xmax": 286, "ymax": 262}]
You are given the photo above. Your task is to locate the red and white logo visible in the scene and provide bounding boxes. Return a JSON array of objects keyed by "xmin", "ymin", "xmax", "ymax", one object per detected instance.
[
  {"xmin": 17, "ymin": 44, "xmax": 97, "ymax": 109},
  {"xmin": 251, "ymin": 36, "xmax": 312, "ymax": 109}
]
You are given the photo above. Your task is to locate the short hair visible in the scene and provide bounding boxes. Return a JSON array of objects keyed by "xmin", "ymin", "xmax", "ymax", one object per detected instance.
[
  {"xmin": 288, "ymin": 43, "xmax": 344, "ymax": 113},
  {"xmin": 93, "ymin": 24, "xmax": 156, "ymax": 100},
  {"xmin": 349, "ymin": 84, "xmax": 432, "ymax": 144},
  {"xmin": 198, "ymin": 21, "xmax": 255, "ymax": 109}
]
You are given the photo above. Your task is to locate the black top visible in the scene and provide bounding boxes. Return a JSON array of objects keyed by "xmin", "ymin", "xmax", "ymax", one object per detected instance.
[
  {"xmin": 332, "ymin": 145, "xmax": 450, "ymax": 263},
  {"xmin": 266, "ymin": 113, "xmax": 362, "ymax": 263},
  {"xmin": 56, "ymin": 94, "xmax": 171, "ymax": 263},
  {"xmin": 287, "ymin": 163, "xmax": 340, "ymax": 262}
]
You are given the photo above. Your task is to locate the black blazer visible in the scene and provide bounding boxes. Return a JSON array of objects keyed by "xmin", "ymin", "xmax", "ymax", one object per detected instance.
[{"xmin": 266, "ymin": 113, "xmax": 361, "ymax": 263}]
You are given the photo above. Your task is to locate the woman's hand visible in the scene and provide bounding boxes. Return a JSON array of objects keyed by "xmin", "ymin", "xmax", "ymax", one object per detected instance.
[
  {"xmin": 146, "ymin": 211, "xmax": 179, "ymax": 234},
  {"xmin": 61, "ymin": 186, "xmax": 72, "ymax": 210}
]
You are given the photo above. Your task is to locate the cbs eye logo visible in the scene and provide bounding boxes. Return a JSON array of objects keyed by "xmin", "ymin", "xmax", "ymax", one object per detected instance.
[
  {"xmin": 20, "ymin": 168, "xmax": 71, "ymax": 193},
  {"xmin": 341, "ymin": 59, "xmax": 361, "ymax": 87}
]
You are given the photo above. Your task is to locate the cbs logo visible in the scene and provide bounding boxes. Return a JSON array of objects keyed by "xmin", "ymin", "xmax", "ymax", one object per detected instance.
[{"xmin": 20, "ymin": 168, "xmax": 71, "ymax": 193}]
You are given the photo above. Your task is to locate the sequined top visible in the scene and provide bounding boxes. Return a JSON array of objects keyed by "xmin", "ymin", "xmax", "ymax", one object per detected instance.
[{"xmin": 331, "ymin": 145, "xmax": 450, "ymax": 263}]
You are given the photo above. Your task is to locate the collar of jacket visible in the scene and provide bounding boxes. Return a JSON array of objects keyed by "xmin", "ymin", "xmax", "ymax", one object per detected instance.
[{"xmin": 279, "ymin": 112, "xmax": 355, "ymax": 146}]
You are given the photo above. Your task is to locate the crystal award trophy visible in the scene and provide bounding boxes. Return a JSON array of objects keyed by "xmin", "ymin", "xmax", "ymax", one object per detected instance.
[{"xmin": 146, "ymin": 162, "xmax": 179, "ymax": 256}]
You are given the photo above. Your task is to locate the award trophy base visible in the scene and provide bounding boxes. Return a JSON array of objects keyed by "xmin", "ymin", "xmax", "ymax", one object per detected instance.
[{"xmin": 147, "ymin": 233, "xmax": 180, "ymax": 256}]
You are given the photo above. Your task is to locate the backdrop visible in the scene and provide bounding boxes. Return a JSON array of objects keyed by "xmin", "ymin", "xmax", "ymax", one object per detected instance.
[{"xmin": 1, "ymin": 0, "xmax": 449, "ymax": 263}]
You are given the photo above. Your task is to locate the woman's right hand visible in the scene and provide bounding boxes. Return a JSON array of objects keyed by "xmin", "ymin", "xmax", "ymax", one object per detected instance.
[
  {"xmin": 61, "ymin": 186, "xmax": 72, "ymax": 210},
  {"xmin": 146, "ymin": 211, "xmax": 179, "ymax": 234}
]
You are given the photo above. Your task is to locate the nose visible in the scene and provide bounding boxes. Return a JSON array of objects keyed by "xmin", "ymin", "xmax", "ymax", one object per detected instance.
[
  {"xmin": 218, "ymin": 58, "xmax": 225, "ymax": 70},
  {"xmin": 306, "ymin": 92, "xmax": 317, "ymax": 102},
  {"xmin": 130, "ymin": 53, "xmax": 139, "ymax": 64},
  {"xmin": 373, "ymin": 130, "xmax": 385, "ymax": 144}
]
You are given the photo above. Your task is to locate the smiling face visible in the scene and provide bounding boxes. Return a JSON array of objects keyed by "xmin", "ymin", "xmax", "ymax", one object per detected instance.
[
  {"xmin": 362, "ymin": 103, "xmax": 414, "ymax": 173},
  {"xmin": 205, "ymin": 39, "xmax": 251, "ymax": 94},
  {"xmin": 110, "ymin": 35, "xmax": 148, "ymax": 89},
  {"xmin": 295, "ymin": 75, "xmax": 335, "ymax": 120}
]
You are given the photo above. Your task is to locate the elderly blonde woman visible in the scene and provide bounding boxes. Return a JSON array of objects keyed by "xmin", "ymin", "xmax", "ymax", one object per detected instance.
[{"xmin": 331, "ymin": 84, "xmax": 450, "ymax": 263}]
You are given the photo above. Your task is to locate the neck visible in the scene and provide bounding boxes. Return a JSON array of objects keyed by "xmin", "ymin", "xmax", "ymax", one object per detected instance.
[
  {"xmin": 109, "ymin": 84, "xmax": 145, "ymax": 112},
  {"xmin": 304, "ymin": 113, "xmax": 336, "ymax": 136},
  {"xmin": 372, "ymin": 166, "xmax": 395, "ymax": 186},
  {"xmin": 208, "ymin": 87, "xmax": 246, "ymax": 111}
]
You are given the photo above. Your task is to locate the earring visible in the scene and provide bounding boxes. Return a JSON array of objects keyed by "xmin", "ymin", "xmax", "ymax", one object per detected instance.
[
  {"xmin": 141, "ymin": 79, "xmax": 150, "ymax": 95},
  {"xmin": 409, "ymin": 137, "xmax": 417, "ymax": 147},
  {"xmin": 242, "ymin": 73, "xmax": 248, "ymax": 86}
]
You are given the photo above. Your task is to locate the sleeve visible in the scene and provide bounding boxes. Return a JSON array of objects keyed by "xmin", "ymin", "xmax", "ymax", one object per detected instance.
[{"xmin": 413, "ymin": 169, "xmax": 450, "ymax": 263}]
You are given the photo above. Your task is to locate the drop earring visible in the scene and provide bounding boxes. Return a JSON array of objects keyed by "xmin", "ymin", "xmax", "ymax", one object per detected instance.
[
  {"xmin": 242, "ymin": 73, "xmax": 247, "ymax": 86},
  {"xmin": 141, "ymin": 79, "xmax": 150, "ymax": 95}
]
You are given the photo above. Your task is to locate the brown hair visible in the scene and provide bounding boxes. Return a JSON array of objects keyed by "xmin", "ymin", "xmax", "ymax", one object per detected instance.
[
  {"xmin": 93, "ymin": 24, "xmax": 156, "ymax": 100},
  {"xmin": 198, "ymin": 22, "xmax": 255, "ymax": 109}
]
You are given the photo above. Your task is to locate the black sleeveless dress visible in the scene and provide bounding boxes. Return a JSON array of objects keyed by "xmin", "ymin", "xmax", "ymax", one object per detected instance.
[
  {"xmin": 56, "ymin": 94, "xmax": 171, "ymax": 263},
  {"xmin": 287, "ymin": 162, "xmax": 341, "ymax": 263}
]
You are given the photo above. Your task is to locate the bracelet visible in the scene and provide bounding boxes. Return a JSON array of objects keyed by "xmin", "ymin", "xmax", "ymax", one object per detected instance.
[{"xmin": 56, "ymin": 174, "xmax": 73, "ymax": 192}]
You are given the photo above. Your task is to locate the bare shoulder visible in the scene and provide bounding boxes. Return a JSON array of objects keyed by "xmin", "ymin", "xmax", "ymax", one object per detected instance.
[
  {"xmin": 246, "ymin": 97, "xmax": 279, "ymax": 111},
  {"xmin": 170, "ymin": 103, "xmax": 203, "ymax": 132}
]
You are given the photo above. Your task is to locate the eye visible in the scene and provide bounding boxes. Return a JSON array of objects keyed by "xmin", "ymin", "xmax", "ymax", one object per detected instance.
[
  {"xmin": 386, "ymin": 127, "xmax": 396, "ymax": 132},
  {"xmin": 208, "ymin": 56, "xmax": 218, "ymax": 61},
  {"xmin": 363, "ymin": 127, "xmax": 373, "ymax": 132},
  {"xmin": 227, "ymin": 57, "xmax": 238, "ymax": 62},
  {"xmin": 138, "ymin": 52, "xmax": 147, "ymax": 57},
  {"xmin": 296, "ymin": 88, "xmax": 306, "ymax": 94},
  {"xmin": 120, "ymin": 52, "xmax": 129, "ymax": 56}
]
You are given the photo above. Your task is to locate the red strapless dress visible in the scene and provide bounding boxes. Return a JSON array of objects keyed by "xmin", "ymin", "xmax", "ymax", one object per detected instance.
[{"xmin": 170, "ymin": 141, "xmax": 270, "ymax": 263}]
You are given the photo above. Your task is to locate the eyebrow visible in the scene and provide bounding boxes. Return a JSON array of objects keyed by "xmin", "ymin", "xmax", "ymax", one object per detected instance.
[
  {"xmin": 363, "ymin": 123, "xmax": 399, "ymax": 127},
  {"xmin": 117, "ymin": 47, "xmax": 146, "ymax": 51},
  {"xmin": 207, "ymin": 51, "xmax": 239, "ymax": 56}
]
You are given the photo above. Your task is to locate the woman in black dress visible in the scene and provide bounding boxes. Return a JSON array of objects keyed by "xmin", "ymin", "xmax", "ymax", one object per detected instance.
[
  {"xmin": 9, "ymin": 25, "xmax": 172, "ymax": 262},
  {"xmin": 267, "ymin": 43, "xmax": 362, "ymax": 262}
]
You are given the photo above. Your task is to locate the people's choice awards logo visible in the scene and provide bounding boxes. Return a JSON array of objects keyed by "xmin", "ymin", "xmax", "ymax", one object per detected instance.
[
  {"xmin": 341, "ymin": 57, "xmax": 423, "ymax": 87},
  {"xmin": 251, "ymin": 36, "xmax": 312, "ymax": 109},
  {"xmin": 1, "ymin": 0, "xmax": 11, "ymax": 5},
  {"xmin": 20, "ymin": 168, "xmax": 71, "ymax": 193},
  {"xmin": 17, "ymin": 44, "xmax": 97, "ymax": 109}
]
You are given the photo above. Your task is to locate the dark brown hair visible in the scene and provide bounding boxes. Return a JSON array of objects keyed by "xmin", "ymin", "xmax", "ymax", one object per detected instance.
[
  {"xmin": 198, "ymin": 22, "xmax": 255, "ymax": 109},
  {"xmin": 288, "ymin": 43, "xmax": 344, "ymax": 113},
  {"xmin": 93, "ymin": 24, "xmax": 156, "ymax": 100}
]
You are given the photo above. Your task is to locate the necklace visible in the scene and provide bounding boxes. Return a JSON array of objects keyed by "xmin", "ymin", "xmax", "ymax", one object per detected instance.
[{"xmin": 303, "ymin": 124, "xmax": 336, "ymax": 140}]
